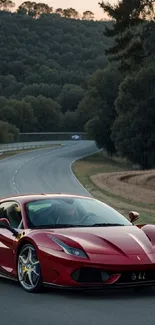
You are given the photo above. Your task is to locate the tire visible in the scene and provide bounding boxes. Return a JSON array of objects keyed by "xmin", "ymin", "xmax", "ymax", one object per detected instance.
[{"xmin": 17, "ymin": 243, "xmax": 42, "ymax": 293}]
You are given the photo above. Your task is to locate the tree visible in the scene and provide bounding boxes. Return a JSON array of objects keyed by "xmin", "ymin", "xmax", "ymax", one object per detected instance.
[
  {"xmin": 62, "ymin": 8, "xmax": 72, "ymax": 18},
  {"xmin": 0, "ymin": 75, "xmax": 24, "ymax": 98},
  {"xmin": 99, "ymin": 0, "xmax": 154, "ymax": 26},
  {"xmin": 78, "ymin": 63, "xmax": 122, "ymax": 155},
  {"xmin": 61, "ymin": 111, "xmax": 79, "ymax": 131},
  {"xmin": 99, "ymin": 0, "xmax": 155, "ymax": 71},
  {"xmin": 0, "ymin": 99, "xmax": 36, "ymax": 131},
  {"xmin": 17, "ymin": 1, "xmax": 36, "ymax": 16},
  {"xmin": 56, "ymin": 8, "xmax": 80, "ymax": 19},
  {"xmin": 57, "ymin": 84, "xmax": 85, "ymax": 113},
  {"xmin": 82, "ymin": 10, "xmax": 94, "ymax": 20},
  {"xmin": 34, "ymin": 2, "xmax": 53, "ymax": 16},
  {"xmin": 0, "ymin": 120, "xmax": 19, "ymax": 143},
  {"xmin": 62, "ymin": 8, "xmax": 79, "ymax": 19},
  {"xmin": 77, "ymin": 88, "xmax": 101, "ymax": 128},
  {"xmin": 23, "ymin": 95, "xmax": 62, "ymax": 131},
  {"xmin": 55, "ymin": 8, "xmax": 63, "ymax": 16},
  {"xmin": 69, "ymin": 8, "xmax": 79, "ymax": 19},
  {"xmin": 17, "ymin": 1, "xmax": 53, "ymax": 17},
  {"xmin": 0, "ymin": 0, "xmax": 15, "ymax": 10},
  {"xmin": 142, "ymin": 20, "xmax": 155, "ymax": 60},
  {"xmin": 112, "ymin": 62, "xmax": 155, "ymax": 169}
]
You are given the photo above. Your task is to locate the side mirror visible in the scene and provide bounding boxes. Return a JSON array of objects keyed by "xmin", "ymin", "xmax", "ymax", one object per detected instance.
[
  {"xmin": 129, "ymin": 211, "xmax": 139, "ymax": 224},
  {"xmin": 0, "ymin": 218, "xmax": 19, "ymax": 237}
]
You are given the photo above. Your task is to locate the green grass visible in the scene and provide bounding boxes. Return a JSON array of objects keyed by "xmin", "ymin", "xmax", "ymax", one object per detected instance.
[{"xmin": 72, "ymin": 151, "xmax": 155, "ymax": 224}]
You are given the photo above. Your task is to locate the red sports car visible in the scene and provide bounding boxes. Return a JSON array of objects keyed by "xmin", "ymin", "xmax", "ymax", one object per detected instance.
[{"xmin": 0, "ymin": 193, "xmax": 155, "ymax": 293}]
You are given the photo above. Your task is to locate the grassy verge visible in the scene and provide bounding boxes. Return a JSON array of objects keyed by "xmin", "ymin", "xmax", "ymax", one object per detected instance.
[
  {"xmin": 72, "ymin": 151, "xmax": 155, "ymax": 224},
  {"xmin": 0, "ymin": 143, "xmax": 63, "ymax": 160}
]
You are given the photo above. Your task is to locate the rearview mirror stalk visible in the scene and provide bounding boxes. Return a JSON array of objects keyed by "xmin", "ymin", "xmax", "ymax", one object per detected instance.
[
  {"xmin": 129, "ymin": 211, "xmax": 139, "ymax": 224},
  {"xmin": 0, "ymin": 218, "xmax": 19, "ymax": 237},
  {"xmin": 0, "ymin": 224, "xmax": 19, "ymax": 237}
]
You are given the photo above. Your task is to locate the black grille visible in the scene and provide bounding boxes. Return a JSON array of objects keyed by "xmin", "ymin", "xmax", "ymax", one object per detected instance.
[
  {"xmin": 72, "ymin": 268, "xmax": 103, "ymax": 283},
  {"xmin": 72, "ymin": 267, "xmax": 155, "ymax": 285}
]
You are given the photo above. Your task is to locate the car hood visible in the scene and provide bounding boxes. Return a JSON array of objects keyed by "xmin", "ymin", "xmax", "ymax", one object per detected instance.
[{"xmin": 31, "ymin": 225, "xmax": 155, "ymax": 256}]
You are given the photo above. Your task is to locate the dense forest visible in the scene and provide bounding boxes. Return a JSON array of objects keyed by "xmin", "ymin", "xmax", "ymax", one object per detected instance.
[
  {"xmin": 0, "ymin": 2, "xmax": 112, "ymax": 141},
  {"xmin": 0, "ymin": 0, "xmax": 155, "ymax": 170},
  {"xmin": 84, "ymin": 0, "xmax": 155, "ymax": 170}
]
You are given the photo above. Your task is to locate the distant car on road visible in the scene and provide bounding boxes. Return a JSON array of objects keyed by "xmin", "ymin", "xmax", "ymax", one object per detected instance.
[
  {"xmin": 0, "ymin": 193, "xmax": 154, "ymax": 293},
  {"xmin": 71, "ymin": 135, "xmax": 80, "ymax": 140}
]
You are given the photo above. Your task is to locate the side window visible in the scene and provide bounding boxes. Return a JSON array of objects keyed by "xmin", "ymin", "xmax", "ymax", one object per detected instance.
[{"xmin": 0, "ymin": 201, "xmax": 22, "ymax": 228}]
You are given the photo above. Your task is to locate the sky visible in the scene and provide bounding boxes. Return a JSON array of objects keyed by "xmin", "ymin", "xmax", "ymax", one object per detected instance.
[{"xmin": 15, "ymin": 0, "xmax": 116, "ymax": 20}]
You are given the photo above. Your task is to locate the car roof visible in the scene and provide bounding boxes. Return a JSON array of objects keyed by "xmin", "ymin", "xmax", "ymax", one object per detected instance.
[{"xmin": 0, "ymin": 193, "xmax": 92, "ymax": 204}]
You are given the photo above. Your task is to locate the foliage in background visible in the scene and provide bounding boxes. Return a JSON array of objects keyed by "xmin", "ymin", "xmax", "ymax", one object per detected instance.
[
  {"xmin": 0, "ymin": 6, "xmax": 112, "ymax": 142},
  {"xmin": 83, "ymin": 0, "xmax": 155, "ymax": 169},
  {"xmin": 1, "ymin": 0, "xmax": 155, "ymax": 171},
  {"xmin": 82, "ymin": 63, "xmax": 122, "ymax": 155},
  {"xmin": 0, "ymin": 120, "xmax": 19, "ymax": 143}
]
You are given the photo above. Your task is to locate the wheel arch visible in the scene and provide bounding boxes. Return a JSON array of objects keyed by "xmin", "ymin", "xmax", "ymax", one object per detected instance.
[{"xmin": 16, "ymin": 238, "xmax": 39, "ymax": 263}]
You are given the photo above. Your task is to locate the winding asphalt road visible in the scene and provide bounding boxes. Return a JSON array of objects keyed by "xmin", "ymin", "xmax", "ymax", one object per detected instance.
[{"xmin": 0, "ymin": 140, "xmax": 155, "ymax": 325}]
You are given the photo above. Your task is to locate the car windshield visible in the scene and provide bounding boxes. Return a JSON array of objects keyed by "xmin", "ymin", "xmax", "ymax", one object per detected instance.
[{"xmin": 25, "ymin": 197, "xmax": 131, "ymax": 228}]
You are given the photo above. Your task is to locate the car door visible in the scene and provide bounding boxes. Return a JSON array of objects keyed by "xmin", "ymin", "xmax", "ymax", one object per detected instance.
[{"xmin": 0, "ymin": 200, "xmax": 22, "ymax": 277}]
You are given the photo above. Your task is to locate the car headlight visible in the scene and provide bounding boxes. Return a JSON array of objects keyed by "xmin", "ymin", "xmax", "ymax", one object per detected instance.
[{"xmin": 48, "ymin": 235, "xmax": 88, "ymax": 258}]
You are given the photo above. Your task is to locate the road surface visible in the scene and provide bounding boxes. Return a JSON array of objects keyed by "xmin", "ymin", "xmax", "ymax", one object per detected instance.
[{"xmin": 0, "ymin": 140, "xmax": 154, "ymax": 325}]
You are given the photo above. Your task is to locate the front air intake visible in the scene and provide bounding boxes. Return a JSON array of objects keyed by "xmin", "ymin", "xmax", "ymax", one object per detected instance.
[{"xmin": 72, "ymin": 267, "xmax": 108, "ymax": 283}]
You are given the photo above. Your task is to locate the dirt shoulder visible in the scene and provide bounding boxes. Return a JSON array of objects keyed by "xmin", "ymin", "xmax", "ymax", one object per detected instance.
[
  {"xmin": 72, "ymin": 151, "xmax": 155, "ymax": 224},
  {"xmin": 91, "ymin": 170, "xmax": 155, "ymax": 206}
]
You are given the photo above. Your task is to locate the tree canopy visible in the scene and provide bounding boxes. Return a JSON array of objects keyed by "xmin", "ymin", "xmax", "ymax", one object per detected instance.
[
  {"xmin": 112, "ymin": 63, "xmax": 155, "ymax": 169},
  {"xmin": 83, "ymin": 0, "xmax": 155, "ymax": 169},
  {"xmin": 0, "ymin": 5, "xmax": 112, "ymax": 141}
]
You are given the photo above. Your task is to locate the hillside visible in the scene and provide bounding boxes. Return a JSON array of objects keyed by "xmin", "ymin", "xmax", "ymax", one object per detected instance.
[{"xmin": 0, "ymin": 11, "xmax": 112, "ymax": 137}]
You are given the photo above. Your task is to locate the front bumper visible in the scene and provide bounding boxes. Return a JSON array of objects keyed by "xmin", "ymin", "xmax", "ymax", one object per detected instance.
[{"xmin": 39, "ymin": 247, "xmax": 155, "ymax": 289}]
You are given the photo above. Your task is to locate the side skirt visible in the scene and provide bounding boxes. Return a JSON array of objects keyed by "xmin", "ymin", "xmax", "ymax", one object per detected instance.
[{"xmin": 0, "ymin": 270, "xmax": 18, "ymax": 282}]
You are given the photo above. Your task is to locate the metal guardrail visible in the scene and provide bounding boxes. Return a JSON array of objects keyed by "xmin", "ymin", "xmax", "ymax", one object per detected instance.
[
  {"xmin": 0, "ymin": 132, "xmax": 89, "ymax": 152},
  {"xmin": 19, "ymin": 132, "xmax": 87, "ymax": 142},
  {"xmin": 0, "ymin": 141, "xmax": 62, "ymax": 152},
  {"xmin": 19, "ymin": 132, "xmax": 86, "ymax": 135}
]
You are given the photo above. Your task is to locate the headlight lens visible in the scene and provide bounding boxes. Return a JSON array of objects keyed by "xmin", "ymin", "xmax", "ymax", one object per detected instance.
[{"xmin": 48, "ymin": 235, "xmax": 88, "ymax": 258}]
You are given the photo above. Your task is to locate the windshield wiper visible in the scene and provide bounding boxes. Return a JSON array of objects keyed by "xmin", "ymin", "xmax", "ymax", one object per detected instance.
[
  {"xmin": 33, "ymin": 223, "xmax": 125, "ymax": 229},
  {"xmin": 92, "ymin": 223, "xmax": 125, "ymax": 227},
  {"xmin": 33, "ymin": 224, "xmax": 89, "ymax": 229}
]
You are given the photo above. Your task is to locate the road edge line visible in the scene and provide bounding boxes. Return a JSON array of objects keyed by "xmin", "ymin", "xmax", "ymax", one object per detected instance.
[{"xmin": 69, "ymin": 148, "xmax": 102, "ymax": 197}]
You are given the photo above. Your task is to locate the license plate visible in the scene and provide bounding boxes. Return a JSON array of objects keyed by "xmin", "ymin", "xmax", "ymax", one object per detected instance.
[{"xmin": 131, "ymin": 272, "xmax": 146, "ymax": 281}]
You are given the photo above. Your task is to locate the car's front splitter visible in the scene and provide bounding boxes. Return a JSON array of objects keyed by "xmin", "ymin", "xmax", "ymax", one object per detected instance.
[{"xmin": 43, "ymin": 279, "xmax": 155, "ymax": 290}]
